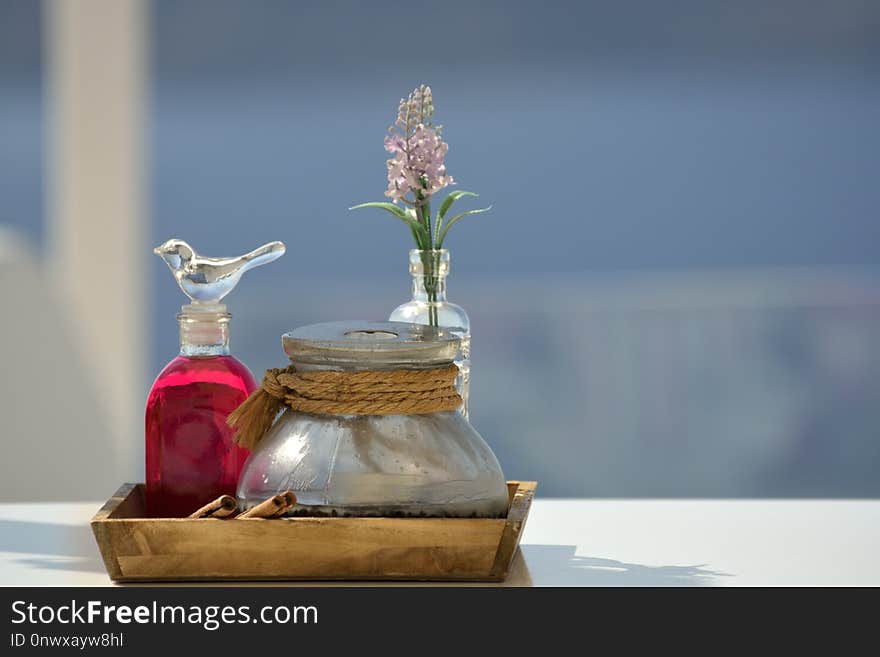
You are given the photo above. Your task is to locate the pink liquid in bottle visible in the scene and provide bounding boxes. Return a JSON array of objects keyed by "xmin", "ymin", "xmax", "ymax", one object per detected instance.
[{"xmin": 145, "ymin": 355, "xmax": 255, "ymax": 517}]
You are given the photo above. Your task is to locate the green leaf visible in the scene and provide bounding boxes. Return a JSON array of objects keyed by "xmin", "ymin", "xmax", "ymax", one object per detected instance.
[
  {"xmin": 434, "ymin": 210, "xmax": 442, "ymax": 247},
  {"xmin": 411, "ymin": 221, "xmax": 432, "ymax": 249},
  {"xmin": 437, "ymin": 206, "xmax": 492, "ymax": 248},
  {"xmin": 438, "ymin": 191, "xmax": 478, "ymax": 221},
  {"xmin": 349, "ymin": 201, "xmax": 411, "ymax": 221},
  {"xmin": 409, "ymin": 222, "xmax": 427, "ymax": 250},
  {"xmin": 350, "ymin": 201, "xmax": 431, "ymax": 247}
]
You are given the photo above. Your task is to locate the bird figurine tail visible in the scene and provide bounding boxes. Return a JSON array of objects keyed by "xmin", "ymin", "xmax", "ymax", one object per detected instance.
[{"xmin": 240, "ymin": 241, "xmax": 286, "ymax": 274}]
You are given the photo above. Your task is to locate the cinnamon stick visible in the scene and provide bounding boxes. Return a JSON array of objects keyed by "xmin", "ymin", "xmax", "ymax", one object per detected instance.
[
  {"xmin": 272, "ymin": 491, "xmax": 297, "ymax": 517},
  {"xmin": 238, "ymin": 491, "xmax": 296, "ymax": 519},
  {"xmin": 187, "ymin": 495, "xmax": 237, "ymax": 519}
]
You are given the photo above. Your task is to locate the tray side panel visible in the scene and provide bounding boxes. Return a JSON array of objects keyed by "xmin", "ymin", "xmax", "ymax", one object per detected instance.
[
  {"xmin": 104, "ymin": 517, "xmax": 507, "ymax": 581},
  {"xmin": 90, "ymin": 483, "xmax": 139, "ymax": 579},
  {"xmin": 489, "ymin": 481, "xmax": 537, "ymax": 581}
]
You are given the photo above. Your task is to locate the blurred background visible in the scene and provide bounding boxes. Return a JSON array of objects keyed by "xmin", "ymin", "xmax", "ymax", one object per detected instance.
[{"xmin": 1, "ymin": 0, "xmax": 878, "ymax": 501}]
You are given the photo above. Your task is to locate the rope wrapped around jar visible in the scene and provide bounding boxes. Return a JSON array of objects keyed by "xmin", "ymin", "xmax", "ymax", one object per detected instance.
[{"xmin": 227, "ymin": 364, "xmax": 462, "ymax": 450}]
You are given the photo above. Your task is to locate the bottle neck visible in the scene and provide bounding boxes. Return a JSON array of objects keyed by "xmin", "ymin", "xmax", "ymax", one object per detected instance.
[
  {"xmin": 178, "ymin": 311, "xmax": 231, "ymax": 357},
  {"xmin": 412, "ymin": 274, "xmax": 448, "ymax": 302},
  {"xmin": 409, "ymin": 249, "xmax": 450, "ymax": 303}
]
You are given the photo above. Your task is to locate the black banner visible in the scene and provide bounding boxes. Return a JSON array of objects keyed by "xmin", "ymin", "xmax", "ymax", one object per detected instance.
[{"xmin": 0, "ymin": 586, "xmax": 869, "ymax": 652}]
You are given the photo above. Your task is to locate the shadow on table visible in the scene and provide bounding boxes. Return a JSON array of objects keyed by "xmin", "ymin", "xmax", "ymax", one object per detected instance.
[
  {"xmin": 0, "ymin": 522, "xmax": 733, "ymax": 585},
  {"xmin": 0, "ymin": 520, "xmax": 105, "ymax": 573},
  {"xmin": 511, "ymin": 544, "xmax": 732, "ymax": 586}
]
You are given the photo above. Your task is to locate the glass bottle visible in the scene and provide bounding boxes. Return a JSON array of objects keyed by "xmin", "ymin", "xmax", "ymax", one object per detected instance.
[
  {"xmin": 237, "ymin": 321, "xmax": 508, "ymax": 518},
  {"xmin": 145, "ymin": 313, "xmax": 255, "ymax": 517},
  {"xmin": 389, "ymin": 249, "xmax": 471, "ymax": 417},
  {"xmin": 146, "ymin": 238, "xmax": 285, "ymax": 517}
]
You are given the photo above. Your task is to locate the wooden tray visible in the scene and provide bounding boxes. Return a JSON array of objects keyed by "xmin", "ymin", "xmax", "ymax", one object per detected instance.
[{"xmin": 91, "ymin": 481, "xmax": 536, "ymax": 582}]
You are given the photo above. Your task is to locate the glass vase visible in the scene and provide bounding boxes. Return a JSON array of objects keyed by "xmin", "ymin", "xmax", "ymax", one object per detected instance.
[{"xmin": 236, "ymin": 321, "xmax": 508, "ymax": 517}]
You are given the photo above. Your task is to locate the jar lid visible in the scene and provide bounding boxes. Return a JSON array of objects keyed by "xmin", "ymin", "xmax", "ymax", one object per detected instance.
[{"xmin": 282, "ymin": 321, "xmax": 459, "ymax": 367}]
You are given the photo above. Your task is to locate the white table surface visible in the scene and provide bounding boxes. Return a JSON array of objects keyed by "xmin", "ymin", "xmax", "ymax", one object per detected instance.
[{"xmin": 1, "ymin": 499, "xmax": 878, "ymax": 586}]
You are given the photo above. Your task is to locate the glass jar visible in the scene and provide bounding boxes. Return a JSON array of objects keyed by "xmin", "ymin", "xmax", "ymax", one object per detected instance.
[
  {"xmin": 389, "ymin": 249, "xmax": 471, "ymax": 417},
  {"xmin": 236, "ymin": 321, "xmax": 508, "ymax": 517}
]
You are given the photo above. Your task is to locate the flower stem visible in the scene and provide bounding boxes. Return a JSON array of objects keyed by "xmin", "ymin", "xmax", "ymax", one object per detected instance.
[{"xmin": 419, "ymin": 248, "xmax": 439, "ymax": 327}]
